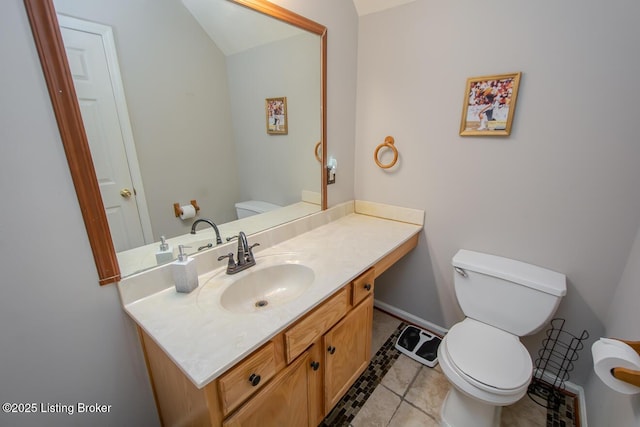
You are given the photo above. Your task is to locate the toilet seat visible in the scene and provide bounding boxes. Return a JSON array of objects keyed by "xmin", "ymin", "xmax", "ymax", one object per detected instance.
[{"xmin": 444, "ymin": 318, "xmax": 532, "ymax": 394}]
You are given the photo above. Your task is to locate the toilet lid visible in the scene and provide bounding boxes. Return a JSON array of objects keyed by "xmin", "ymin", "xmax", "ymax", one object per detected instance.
[{"xmin": 445, "ymin": 319, "xmax": 532, "ymax": 391}]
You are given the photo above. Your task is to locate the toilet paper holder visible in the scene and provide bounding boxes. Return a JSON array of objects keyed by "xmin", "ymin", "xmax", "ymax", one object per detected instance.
[
  {"xmin": 173, "ymin": 200, "xmax": 200, "ymax": 218},
  {"xmin": 610, "ymin": 339, "xmax": 640, "ymax": 387}
]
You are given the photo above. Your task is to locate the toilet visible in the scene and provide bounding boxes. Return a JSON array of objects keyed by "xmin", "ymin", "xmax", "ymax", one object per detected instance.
[
  {"xmin": 438, "ymin": 249, "xmax": 566, "ymax": 427},
  {"xmin": 234, "ymin": 200, "xmax": 281, "ymax": 219}
]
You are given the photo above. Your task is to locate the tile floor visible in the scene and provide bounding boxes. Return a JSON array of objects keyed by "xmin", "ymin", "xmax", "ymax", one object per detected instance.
[{"xmin": 322, "ymin": 308, "xmax": 579, "ymax": 427}]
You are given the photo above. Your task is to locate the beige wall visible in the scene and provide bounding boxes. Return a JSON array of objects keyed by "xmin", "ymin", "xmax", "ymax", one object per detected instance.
[
  {"xmin": 272, "ymin": 0, "xmax": 360, "ymax": 207},
  {"xmin": 354, "ymin": 0, "xmax": 640, "ymax": 422},
  {"xmin": 227, "ymin": 32, "xmax": 321, "ymax": 206},
  {"xmin": 585, "ymin": 226, "xmax": 640, "ymax": 426},
  {"xmin": 1, "ymin": 1, "xmax": 160, "ymax": 425}
]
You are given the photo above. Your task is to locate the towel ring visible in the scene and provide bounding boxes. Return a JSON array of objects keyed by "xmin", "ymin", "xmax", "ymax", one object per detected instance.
[
  {"xmin": 314, "ymin": 141, "xmax": 322, "ymax": 163},
  {"xmin": 374, "ymin": 136, "xmax": 398, "ymax": 169}
]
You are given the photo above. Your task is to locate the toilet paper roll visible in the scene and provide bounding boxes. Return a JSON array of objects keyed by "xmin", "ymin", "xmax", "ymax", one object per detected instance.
[
  {"xmin": 592, "ymin": 338, "xmax": 640, "ymax": 395},
  {"xmin": 179, "ymin": 204, "xmax": 196, "ymax": 220}
]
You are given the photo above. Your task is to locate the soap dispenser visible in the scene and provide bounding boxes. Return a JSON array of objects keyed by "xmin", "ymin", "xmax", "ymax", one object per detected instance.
[
  {"xmin": 155, "ymin": 236, "xmax": 174, "ymax": 265},
  {"xmin": 172, "ymin": 245, "xmax": 198, "ymax": 293}
]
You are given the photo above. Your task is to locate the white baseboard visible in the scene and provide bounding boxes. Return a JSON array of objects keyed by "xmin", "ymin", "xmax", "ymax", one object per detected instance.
[
  {"xmin": 374, "ymin": 300, "xmax": 588, "ymax": 426},
  {"xmin": 373, "ymin": 300, "xmax": 448, "ymax": 336},
  {"xmin": 570, "ymin": 382, "xmax": 588, "ymax": 427}
]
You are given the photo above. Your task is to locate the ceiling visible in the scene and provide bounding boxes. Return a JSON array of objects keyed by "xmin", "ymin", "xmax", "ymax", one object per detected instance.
[
  {"xmin": 182, "ymin": 0, "xmax": 304, "ymax": 56},
  {"xmin": 351, "ymin": 0, "xmax": 417, "ymax": 16},
  {"xmin": 181, "ymin": 0, "xmax": 416, "ymax": 56}
]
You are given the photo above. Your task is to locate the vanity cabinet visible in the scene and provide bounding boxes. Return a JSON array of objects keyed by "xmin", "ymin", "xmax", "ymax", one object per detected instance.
[
  {"xmin": 138, "ymin": 231, "xmax": 418, "ymax": 427},
  {"xmin": 221, "ymin": 289, "xmax": 372, "ymax": 427},
  {"xmin": 139, "ymin": 273, "xmax": 374, "ymax": 427}
]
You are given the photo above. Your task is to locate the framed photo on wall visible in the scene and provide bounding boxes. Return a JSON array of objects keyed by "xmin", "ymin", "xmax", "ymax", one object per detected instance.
[
  {"xmin": 460, "ymin": 72, "xmax": 521, "ymax": 136},
  {"xmin": 266, "ymin": 97, "xmax": 288, "ymax": 134}
]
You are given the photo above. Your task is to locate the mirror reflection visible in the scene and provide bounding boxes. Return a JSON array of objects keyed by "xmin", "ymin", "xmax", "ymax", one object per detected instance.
[{"xmin": 52, "ymin": 0, "xmax": 323, "ymax": 277}]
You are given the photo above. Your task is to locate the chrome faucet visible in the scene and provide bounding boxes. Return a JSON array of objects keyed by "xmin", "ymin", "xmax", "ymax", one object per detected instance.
[
  {"xmin": 190, "ymin": 218, "xmax": 223, "ymax": 245},
  {"xmin": 217, "ymin": 231, "xmax": 260, "ymax": 274}
]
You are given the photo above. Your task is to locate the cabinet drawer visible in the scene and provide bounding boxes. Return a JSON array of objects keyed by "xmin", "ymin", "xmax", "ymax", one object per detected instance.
[
  {"xmin": 284, "ymin": 287, "xmax": 349, "ymax": 364},
  {"xmin": 218, "ymin": 341, "xmax": 277, "ymax": 416},
  {"xmin": 222, "ymin": 352, "xmax": 310, "ymax": 427},
  {"xmin": 352, "ymin": 268, "xmax": 375, "ymax": 306}
]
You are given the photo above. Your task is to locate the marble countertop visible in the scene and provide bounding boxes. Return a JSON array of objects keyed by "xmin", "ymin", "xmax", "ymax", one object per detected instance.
[{"xmin": 121, "ymin": 203, "xmax": 422, "ymax": 389}]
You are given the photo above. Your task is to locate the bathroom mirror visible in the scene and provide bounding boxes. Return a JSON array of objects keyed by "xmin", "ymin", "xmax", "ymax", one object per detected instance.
[{"xmin": 25, "ymin": 0, "xmax": 327, "ymax": 284}]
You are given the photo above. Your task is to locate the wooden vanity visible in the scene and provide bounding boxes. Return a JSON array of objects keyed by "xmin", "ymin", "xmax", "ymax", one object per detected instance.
[{"xmin": 139, "ymin": 235, "xmax": 417, "ymax": 426}]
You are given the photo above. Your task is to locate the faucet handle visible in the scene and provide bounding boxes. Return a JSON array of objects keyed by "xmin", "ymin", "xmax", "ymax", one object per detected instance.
[
  {"xmin": 245, "ymin": 242, "xmax": 260, "ymax": 267},
  {"xmin": 217, "ymin": 253, "xmax": 236, "ymax": 269}
]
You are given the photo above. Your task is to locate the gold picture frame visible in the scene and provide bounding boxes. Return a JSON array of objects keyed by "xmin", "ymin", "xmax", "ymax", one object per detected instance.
[
  {"xmin": 460, "ymin": 72, "xmax": 521, "ymax": 136},
  {"xmin": 266, "ymin": 97, "xmax": 288, "ymax": 134}
]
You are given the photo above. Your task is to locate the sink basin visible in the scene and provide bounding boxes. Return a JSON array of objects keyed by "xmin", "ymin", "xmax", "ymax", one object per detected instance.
[{"xmin": 220, "ymin": 263, "xmax": 315, "ymax": 313}]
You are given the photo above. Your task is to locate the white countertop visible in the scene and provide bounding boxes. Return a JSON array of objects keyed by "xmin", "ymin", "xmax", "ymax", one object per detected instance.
[{"xmin": 121, "ymin": 202, "xmax": 423, "ymax": 389}]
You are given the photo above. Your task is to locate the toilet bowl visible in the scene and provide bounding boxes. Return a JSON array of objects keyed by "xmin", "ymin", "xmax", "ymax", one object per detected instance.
[
  {"xmin": 439, "ymin": 250, "xmax": 566, "ymax": 427},
  {"xmin": 437, "ymin": 319, "xmax": 532, "ymax": 427},
  {"xmin": 235, "ymin": 200, "xmax": 281, "ymax": 219}
]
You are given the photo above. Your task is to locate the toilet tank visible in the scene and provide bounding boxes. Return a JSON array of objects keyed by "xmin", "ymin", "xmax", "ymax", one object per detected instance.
[
  {"xmin": 235, "ymin": 200, "xmax": 281, "ymax": 219},
  {"xmin": 452, "ymin": 250, "xmax": 566, "ymax": 336}
]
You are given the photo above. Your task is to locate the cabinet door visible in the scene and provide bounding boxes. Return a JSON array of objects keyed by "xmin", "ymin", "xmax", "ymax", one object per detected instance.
[
  {"xmin": 223, "ymin": 352, "xmax": 310, "ymax": 427},
  {"xmin": 323, "ymin": 295, "xmax": 373, "ymax": 411},
  {"xmin": 307, "ymin": 341, "xmax": 324, "ymax": 427}
]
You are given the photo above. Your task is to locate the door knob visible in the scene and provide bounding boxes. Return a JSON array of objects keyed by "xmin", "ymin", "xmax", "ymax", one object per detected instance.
[
  {"xmin": 120, "ymin": 188, "xmax": 132, "ymax": 198},
  {"xmin": 310, "ymin": 361, "xmax": 320, "ymax": 371}
]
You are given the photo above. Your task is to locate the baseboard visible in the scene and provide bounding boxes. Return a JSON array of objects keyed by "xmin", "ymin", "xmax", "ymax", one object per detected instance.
[
  {"xmin": 373, "ymin": 300, "xmax": 448, "ymax": 337},
  {"xmin": 570, "ymin": 382, "xmax": 588, "ymax": 427},
  {"xmin": 374, "ymin": 300, "xmax": 588, "ymax": 426}
]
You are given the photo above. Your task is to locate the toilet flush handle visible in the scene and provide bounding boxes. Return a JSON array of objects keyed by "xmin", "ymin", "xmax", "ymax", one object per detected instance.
[{"xmin": 454, "ymin": 267, "xmax": 468, "ymax": 277}]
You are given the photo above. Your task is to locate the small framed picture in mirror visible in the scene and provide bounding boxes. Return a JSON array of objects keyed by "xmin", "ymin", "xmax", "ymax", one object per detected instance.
[{"xmin": 266, "ymin": 97, "xmax": 288, "ymax": 134}]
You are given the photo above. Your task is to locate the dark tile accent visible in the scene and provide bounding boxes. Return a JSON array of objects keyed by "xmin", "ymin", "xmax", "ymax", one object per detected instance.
[
  {"xmin": 541, "ymin": 389, "xmax": 580, "ymax": 427},
  {"xmin": 319, "ymin": 322, "xmax": 407, "ymax": 426}
]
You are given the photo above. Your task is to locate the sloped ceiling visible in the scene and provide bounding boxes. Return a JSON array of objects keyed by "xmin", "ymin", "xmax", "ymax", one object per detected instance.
[
  {"xmin": 182, "ymin": 0, "xmax": 303, "ymax": 56},
  {"xmin": 182, "ymin": 0, "xmax": 416, "ymax": 56}
]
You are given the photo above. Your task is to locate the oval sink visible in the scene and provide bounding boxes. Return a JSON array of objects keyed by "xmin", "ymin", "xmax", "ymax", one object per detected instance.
[{"xmin": 220, "ymin": 264, "xmax": 315, "ymax": 313}]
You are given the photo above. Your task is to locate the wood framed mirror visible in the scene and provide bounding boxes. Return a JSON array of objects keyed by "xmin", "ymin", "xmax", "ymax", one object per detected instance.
[{"xmin": 24, "ymin": 0, "xmax": 327, "ymax": 285}]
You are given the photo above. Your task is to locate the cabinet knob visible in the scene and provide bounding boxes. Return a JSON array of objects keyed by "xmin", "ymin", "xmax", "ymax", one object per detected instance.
[
  {"xmin": 310, "ymin": 361, "xmax": 320, "ymax": 371},
  {"xmin": 248, "ymin": 373, "xmax": 261, "ymax": 387},
  {"xmin": 364, "ymin": 283, "xmax": 372, "ymax": 291},
  {"xmin": 327, "ymin": 346, "xmax": 336, "ymax": 355}
]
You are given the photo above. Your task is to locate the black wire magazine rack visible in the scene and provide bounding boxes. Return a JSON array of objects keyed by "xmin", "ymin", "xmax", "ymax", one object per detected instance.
[{"xmin": 527, "ymin": 318, "xmax": 589, "ymax": 410}]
